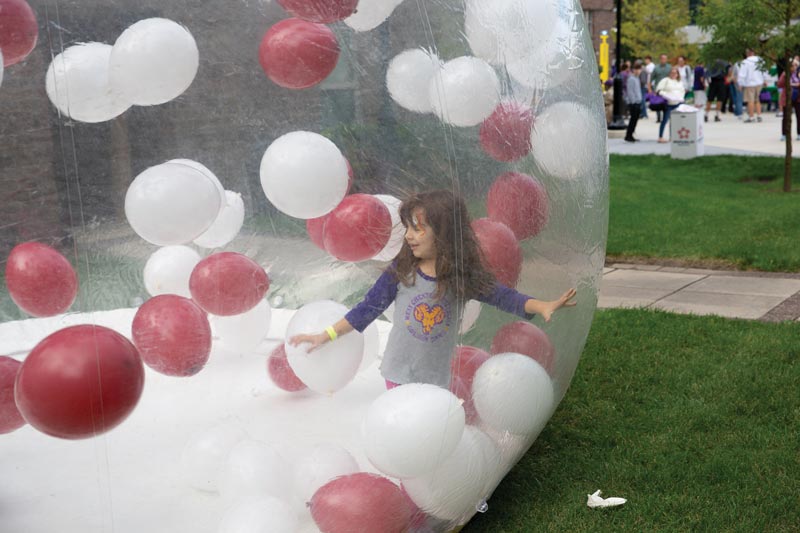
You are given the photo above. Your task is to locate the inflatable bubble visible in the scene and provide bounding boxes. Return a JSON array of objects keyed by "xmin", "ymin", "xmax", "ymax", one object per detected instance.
[{"xmin": 0, "ymin": 0, "xmax": 607, "ymax": 531}]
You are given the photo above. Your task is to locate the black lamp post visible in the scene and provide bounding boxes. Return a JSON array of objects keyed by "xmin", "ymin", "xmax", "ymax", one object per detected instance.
[{"xmin": 608, "ymin": 0, "xmax": 627, "ymax": 129}]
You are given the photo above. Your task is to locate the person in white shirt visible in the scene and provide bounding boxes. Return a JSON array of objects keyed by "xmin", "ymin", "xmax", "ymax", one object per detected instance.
[
  {"xmin": 655, "ymin": 67, "xmax": 686, "ymax": 143},
  {"xmin": 738, "ymin": 48, "xmax": 767, "ymax": 122},
  {"xmin": 676, "ymin": 56, "xmax": 693, "ymax": 92}
]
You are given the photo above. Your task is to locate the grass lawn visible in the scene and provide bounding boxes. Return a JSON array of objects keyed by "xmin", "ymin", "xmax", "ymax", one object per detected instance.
[
  {"xmin": 608, "ymin": 155, "xmax": 800, "ymax": 272},
  {"xmin": 464, "ymin": 309, "xmax": 800, "ymax": 533}
]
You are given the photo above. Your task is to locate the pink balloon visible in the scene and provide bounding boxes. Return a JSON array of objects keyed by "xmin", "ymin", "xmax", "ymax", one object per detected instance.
[
  {"xmin": 487, "ymin": 172, "xmax": 549, "ymax": 240},
  {"xmin": 132, "ymin": 295, "xmax": 212, "ymax": 377},
  {"xmin": 258, "ymin": 18, "xmax": 340, "ymax": 89},
  {"xmin": 189, "ymin": 252, "xmax": 269, "ymax": 316},
  {"xmin": 479, "ymin": 102, "xmax": 534, "ymax": 162},
  {"xmin": 0, "ymin": 0, "xmax": 38, "ymax": 67},
  {"xmin": 310, "ymin": 473, "xmax": 414, "ymax": 533},
  {"xmin": 14, "ymin": 325, "xmax": 145, "ymax": 439},
  {"xmin": 277, "ymin": 0, "xmax": 358, "ymax": 23},
  {"xmin": 449, "ymin": 346, "xmax": 490, "ymax": 425},
  {"xmin": 5, "ymin": 242, "xmax": 78, "ymax": 317},
  {"xmin": 490, "ymin": 321, "xmax": 555, "ymax": 374},
  {"xmin": 472, "ymin": 218, "xmax": 522, "ymax": 287},
  {"xmin": 267, "ymin": 344, "xmax": 307, "ymax": 392},
  {"xmin": 0, "ymin": 356, "xmax": 25, "ymax": 433},
  {"xmin": 323, "ymin": 194, "xmax": 392, "ymax": 262}
]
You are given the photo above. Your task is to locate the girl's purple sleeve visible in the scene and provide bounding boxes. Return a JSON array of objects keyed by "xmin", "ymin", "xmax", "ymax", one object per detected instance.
[
  {"xmin": 478, "ymin": 283, "xmax": 535, "ymax": 319},
  {"xmin": 344, "ymin": 270, "xmax": 398, "ymax": 332}
]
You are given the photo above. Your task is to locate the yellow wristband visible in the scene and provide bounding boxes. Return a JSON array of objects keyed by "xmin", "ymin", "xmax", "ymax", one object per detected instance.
[{"xmin": 325, "ymin": 326, "xmax": 338, "ymax": 341}]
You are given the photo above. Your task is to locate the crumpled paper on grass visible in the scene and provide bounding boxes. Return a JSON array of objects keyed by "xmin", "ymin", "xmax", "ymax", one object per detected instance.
[{"xmin": 587, "ymin": 489, "xmax": 627, "ymax": 508}]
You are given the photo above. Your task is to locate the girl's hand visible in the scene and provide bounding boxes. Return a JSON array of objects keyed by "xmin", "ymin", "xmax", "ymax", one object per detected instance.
[
  {"xmin": 287, "ymin": 332, "xmax": 329, "ymax": 353},
  {"xmin": 540, "ymin": 288, "xmax": 577, "ymax": 322}
]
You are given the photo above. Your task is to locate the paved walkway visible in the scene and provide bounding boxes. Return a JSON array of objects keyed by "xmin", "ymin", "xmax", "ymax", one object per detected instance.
[
  {"xmin": 608, "ymin": 107, "xmax": 796, "ymax": 157},
  {"xmin": 599, "ymin": 263, "xmax": 800, "ymax": 321}
]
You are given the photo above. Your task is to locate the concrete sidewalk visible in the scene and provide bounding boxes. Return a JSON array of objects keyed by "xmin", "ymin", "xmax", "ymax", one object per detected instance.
[
  {"xmin": 599, "ymin": 263, "xmax": 800, "ymax": 321},
  {"xmin": 608, "ymin": 107, "xmax": 795, "ymax": 157}
]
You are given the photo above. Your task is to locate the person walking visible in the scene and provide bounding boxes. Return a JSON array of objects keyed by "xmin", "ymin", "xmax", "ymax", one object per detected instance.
[
  {"xmin": 650, "ymin": 54, "xmax": 671, "ymax": 122},
  {"xmin": 778, "ymin": 60, "xmax": 800, "ymax": 141},
  {"xmin": 625, "ymin": 61, "xmax": 644, "ymax": 142},
  {"xmin": 641, "ymin": 55, "xmax": 654, "ymax": 118},
  {"xmin": 693, "ymin": 61, "xmax": 707, "ymax": 110},
  {"xmin": 739, "ymin": 48, "xmax": 768, "ymax": 122},
  {"xmin": 729, "ymin": 59, "xmax": 744, "ymax": 119},
  {"xmin": 705, "ymin": 58, "xmax": 729, "ymax": 122},
  {"xmin": 676, "ymin": 56, "xmax": 693, "ymax": 92},
  {"xmin": 655, "ymin": 67, "xmax": 686, "ymax": 143}
]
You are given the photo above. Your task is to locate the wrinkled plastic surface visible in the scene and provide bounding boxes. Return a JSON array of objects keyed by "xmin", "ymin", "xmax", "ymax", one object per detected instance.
[{"xmin": 0, "ymin": 0, "xmax": 608, "ymax": 531}]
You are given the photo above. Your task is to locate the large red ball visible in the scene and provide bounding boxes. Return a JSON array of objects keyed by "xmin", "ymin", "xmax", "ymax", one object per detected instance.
[
  {"xmin": 277, "ymin": 0, "xmax": 358, "ymax": 23},
  {"xmin": 0, "ymin": 356, "xmax": 25, "ymax": 433},
  {"xmin": 310, "ymin": 472, "xmax": 414, "ymax": 533},
  {"xmin": 14, "ymin": 325, "xmax": 145, "ymax": 439},
  {"xmin": 189, "ymin": 252, "xmax": 269, "ymax": 316},
  {"xmin": 258, "ymin": 18, "xmax": 340, "ymax": 89},
  {"xmin": 132, "ymin": 295, "xmax": 212, "ymax": 377},
  {"xmin": 472, "ymin": 218, "xmax": 522, "ymax": 287},
  {"xmin": 5, "ymin": 242, "xmax": 78, "ymax": 317},
  {"xmin": 479, "ymin": 101, "xmax": 534, "ymax": 162},
  {"xmin": 490, "ymin": 321, "xmax": 554, "ymax": 374},
  {"xmin": 487, "ymin": 172, "xmax": 549, "ymax": 240},
  {"xmin": 0, "ymin": 0, "xmax": 38, "ymax": 67},
  {"xmin": 307, "ymin": 214, "xmax": 330, "ymax": 251},
  {"xmin": 323, "ymin": 194, "xmax": 392, "ymax": 262},
  {"xmin": 267, "ymin": 344, "xmax": 306, "ymax": 392}
]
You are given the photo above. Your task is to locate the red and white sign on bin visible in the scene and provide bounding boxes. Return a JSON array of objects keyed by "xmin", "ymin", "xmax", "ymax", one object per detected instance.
[{"xmin": 670, "ymin": 107, "xmax": 704, "ymax": 159}]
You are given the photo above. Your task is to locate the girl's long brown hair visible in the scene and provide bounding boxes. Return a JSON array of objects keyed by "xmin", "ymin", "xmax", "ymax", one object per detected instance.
[{"xmin": 390, "ymin": 190, "xmax": 495, "ymax": 301}]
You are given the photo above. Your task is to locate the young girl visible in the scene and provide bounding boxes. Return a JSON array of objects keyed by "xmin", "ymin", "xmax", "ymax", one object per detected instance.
[{"xmin": 289, "ymin": 190, "xmax": 576, "ymax": 388}]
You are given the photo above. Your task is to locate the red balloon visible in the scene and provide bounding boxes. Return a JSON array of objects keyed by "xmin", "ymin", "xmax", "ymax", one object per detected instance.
[
  {"xmin": 490, "ymin": 321, "xmax": 554, "ymax": 374},
  {"xmin": 0, "ymin": 0, "xmax": 38, "ymax": 67},
  {"xmin": 487, "ymin": 172, "xmax": 549, "ymax": 240},
  {"xmin": 258, "ymin": 18, "xmax": 340, "ymax": 89},
  {"xmin": 307, "ymin": 214, "xmax": 330, "ymax": 251},
  {"xmin": 14, "ymin": 325, "xmax": 145, "ymax": 439},
  {"xmin": 449, "ymin": 346, "xmax": 490, "ymax": 425},
  {"xmin": 0, "ymin": 356, "xmax": 25, "ymax": 433},
  {"xmin": 277, "ymin": 0, "xmax": 358, "ymax": 23},
  {"xmin": 323, "ymin": 194, "xmax": 392, "ymax": 262},
  {"xmin": 267, "ymin": 344, "xmax": 307, "ymax": 392},
  {"xmin": 479, "ymin": 101, "xmax": 534, "ymax": 162},
  {"xmin": 189, "ymin": 252, "xmax": 269, "ymax": 316},
  {"xmin": 472, "ymin": 218, "xmax": 522, "ymax": 287},
  {"xmin": 310, "ymin": 472, "xmax": 414, "ymax": 533},
  {"xmin": 5, "ymin": 241, "xmax": 78, "ymax": 317},
  {"xmin": 132, "ymin": 295, "xmax": 212, "ymax": 377}
]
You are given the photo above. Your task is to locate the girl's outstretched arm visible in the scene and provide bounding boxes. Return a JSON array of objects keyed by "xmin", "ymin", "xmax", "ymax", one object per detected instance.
[
  {"xmin": 288, "ymin": 317, "xmax": 355, "ymax": 353},
  {"xmin": 524, "ymin": 288, "xmax": 577, "ymax": 322}
]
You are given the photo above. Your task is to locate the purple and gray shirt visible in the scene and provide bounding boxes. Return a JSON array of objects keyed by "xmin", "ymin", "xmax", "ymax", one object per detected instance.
[{"xmin": 344, "ymin": 268, "xmax": 534, "ymax": 387}]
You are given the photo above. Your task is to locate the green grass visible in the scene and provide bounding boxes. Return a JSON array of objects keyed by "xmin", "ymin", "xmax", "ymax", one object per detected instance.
[
  {"xmin": 465, "ymin": 309, "xmax": 800, "ymax": 533},
  {"xmin": 608, "ymin": 155, "xmax": 800, "ymax": 271}
]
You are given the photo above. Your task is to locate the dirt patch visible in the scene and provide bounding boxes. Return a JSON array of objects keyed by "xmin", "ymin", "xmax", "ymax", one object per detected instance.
[
  {"xmin": 605, "ymin": 255, "xmax": 741, "ymax": 271},
  {"xmin": 739, "ymin": 175, "xmax": 778, "ymax": 183}
]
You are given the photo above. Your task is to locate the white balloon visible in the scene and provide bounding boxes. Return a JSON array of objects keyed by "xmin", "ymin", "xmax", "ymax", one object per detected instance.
[
  {"xmin": 45, "ymin": 42, "xmax": 131, "ymax": 123},
  {"xmin": 371, "ymin": 194, "xmax": 405, "ymax": 261},
  {"xmin": 506, "ymin": 20, "xmax": 576, "ymax": 89},
  {"xmin": 459, "ymin": 300, "xmax": 482, "ymax": 334},
  {"xmin": 403, "ymin": 426, "xmax": 493, "ymax": 523},
  {"xmin": 110, "ymin": 18, "xmax": 199, "ymax": 106},
  {"xmin": 358, "ymin": 322, "xmax": 380, "ymax": 372},
  {"xmin": 260, "ymin": 131, "xmax": 349, "ymax": 219},
  {"xmin": 464, "ymin": 0, "xmax": 515, "ymax": 65},
  {"xmin": 285, "ymin": 300, "xmax": 364, "ymax": 393},
  {"xmin": 168, "ymin": 159, "xmax": 226, "ymax": 202},
  {"xmin": 386, "ymin": 49, "xmax": 442, "ymax": 113},
  {"xmin": 363, "ymin": 383, "xmax": 465, "ymax": 478},
  {"xmin": 219, "ymin": 439, "xmax": 290, "ymax": 503},
  {"xmin": 211, "ymin": 299, "xmax": 272, "ymax": 353},
  {"xmin": 194, "ymin": 191, "xmax": 245, "ymax": 249},
  {"xmin": 143, "ymin": 245, "xmax": 202, "ymax": 298},
  {"xmin": 293, "ymin": 443, "xmax": 359, "ymax": 505},
  {"xmin": 180, "ymin": 422, "xmax": 248, "ymax": 492},
  {"xmin": 344, "ymin": 0, "xmax": 405, "ymax": 31},
  {"xmin": 498, "ymin": 0, "xmax": 560, "ymax": 64},
  {"xmin": 429, "ymin": 56, "xmax": 500, "ymax": 127},
  {"xmin": 530, "ymin": 101, "xmax": 607, "ymax": 182},
  {"xmin": 479, "ymin": 424, "xmax": 528, "ymax": 498},
  {"xmin": 218, "ymin": 496, "xmax": 298, "ymax": 533},
  {"xmin": 472, "ymin": 353, "xmax": 554, "ymax": 435},
  {"xmin": 125, "ymin": 162, "xmax": 224, "ymax": 246}
]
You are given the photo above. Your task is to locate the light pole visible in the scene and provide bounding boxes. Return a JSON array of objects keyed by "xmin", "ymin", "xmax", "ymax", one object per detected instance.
[{"xmin": 608, "ymin": 0, "xmax": 627, "ymax": 129}]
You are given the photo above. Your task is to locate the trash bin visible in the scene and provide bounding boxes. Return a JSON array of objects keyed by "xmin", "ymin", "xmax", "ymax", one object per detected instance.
[{"xmin": 670, "ymin": 109, "xmax": 704, "ymax": 159}]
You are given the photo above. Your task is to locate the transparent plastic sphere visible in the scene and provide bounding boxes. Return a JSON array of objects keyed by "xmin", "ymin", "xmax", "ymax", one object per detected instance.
[{"xmin": 1, "ymin": 0, "xmax": 607, "ymax": 531}]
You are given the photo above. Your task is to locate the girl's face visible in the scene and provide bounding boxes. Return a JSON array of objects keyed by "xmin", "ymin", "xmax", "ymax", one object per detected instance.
[{"xmin": 405, "ymin": 208, "xmax": 436, "ymax": 260}]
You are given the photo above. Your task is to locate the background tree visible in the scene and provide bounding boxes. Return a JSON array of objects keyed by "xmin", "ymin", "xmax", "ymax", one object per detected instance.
[
  {"xmin": 622, "ymin": 0, "xmax": 697, "ymax": 59},
  {"xmin": 698, "ymin": 0, "xmax": 800, "ymax": 192}
]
